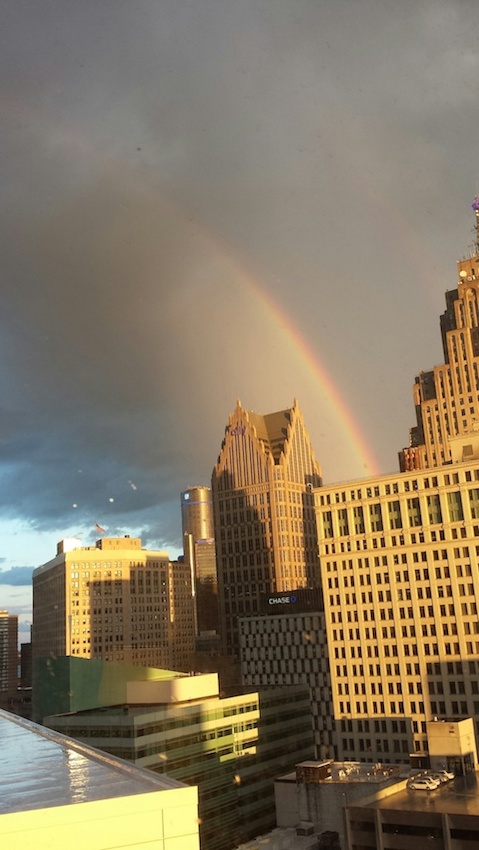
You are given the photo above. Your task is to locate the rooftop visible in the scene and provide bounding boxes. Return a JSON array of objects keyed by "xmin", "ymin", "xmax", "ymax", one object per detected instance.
[
  {"xmin": 367, "ymin": 774, "xmax": 479, "ymax": 817},
  {"xmin": 0, "ymin": 708, "xmax": 184, "ymax": 815}
]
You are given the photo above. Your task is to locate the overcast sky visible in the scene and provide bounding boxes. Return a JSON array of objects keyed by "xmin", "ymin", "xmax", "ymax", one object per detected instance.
[{"xmin": 2, "ymin": 0, "xmax": 479, "ymax": 641}]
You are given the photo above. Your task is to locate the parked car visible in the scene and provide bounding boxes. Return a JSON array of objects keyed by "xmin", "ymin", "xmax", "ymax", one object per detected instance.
[
  {"xmin": 426, "ymin": 771, "xmax": 449, "ymax": 784},
  {"xmin": 435, "ymin": 769, "xmax": 455, "ymax": 781},
  {"xmin": 408, "ymin": 777, "xmax": 441, "ymax": 791}
]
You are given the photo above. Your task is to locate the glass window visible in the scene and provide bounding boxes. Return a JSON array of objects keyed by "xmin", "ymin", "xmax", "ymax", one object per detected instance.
[{"xmin": 388, "ymin": 500, "xmax": 402, "ymax": 530}]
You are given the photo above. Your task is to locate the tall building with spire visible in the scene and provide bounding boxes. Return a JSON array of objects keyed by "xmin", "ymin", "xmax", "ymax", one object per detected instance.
[
  {"xmin": 313, "ymin": 200, "xmax": 479, "ymax": 764},
  {"xmin": 212, "ymin": 400, "xmax": 322, "ymax": 656},
  {"xmin": 400, "ymin": 198, "xmax": 479, "ymax": 471}
]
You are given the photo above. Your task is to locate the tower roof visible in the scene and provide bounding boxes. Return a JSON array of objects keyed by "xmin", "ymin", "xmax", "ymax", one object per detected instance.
[{"xmin": 247, "ymin": 407, "xmax": 292, "ymax": 461}]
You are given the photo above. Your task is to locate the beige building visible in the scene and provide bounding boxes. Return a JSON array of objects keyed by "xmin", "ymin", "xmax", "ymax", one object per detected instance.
[
  {"xmin": 315, "ymin": 459, "xmax": 479, "ymax": 763},
  {"xmin": 212, "ymin": 399, "xmax": 322, "ymax": 656},
  {"xmin": 0, "ymin": 611, "xmax": 18, "ymax": 700},
  {"xmin": 400, "ymin": 204, "xmax": 479, "ymax": 471},
  {"xmin": 32, "ymin": 536, "xmax": 195, "ymax": 672}
]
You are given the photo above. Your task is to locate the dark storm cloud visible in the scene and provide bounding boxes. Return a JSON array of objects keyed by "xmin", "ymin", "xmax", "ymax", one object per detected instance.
[
  {"xmin": 0, "ymin": 567, "xmax": 34, "ymax": 586},
  {"xmin": 1, "ymin": 0, "xmax": 478, "ymax": 555}
]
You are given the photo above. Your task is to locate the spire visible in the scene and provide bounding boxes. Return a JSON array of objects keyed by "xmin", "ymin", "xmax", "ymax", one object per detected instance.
[{"xmin": 472, "ymin": 197, "xmax": 479, "ymax": 255}]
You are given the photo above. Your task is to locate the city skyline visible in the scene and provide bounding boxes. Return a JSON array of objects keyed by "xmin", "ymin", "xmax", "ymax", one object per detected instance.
[{"xmin": 1, "ymin": 0, "xmax": 478, "ymax": 643}]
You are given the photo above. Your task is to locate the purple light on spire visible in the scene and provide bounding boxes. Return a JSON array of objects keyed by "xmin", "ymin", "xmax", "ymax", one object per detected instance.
[{"xmin": 472, "ymin": 197, "xmax": 479, "ymax": 213}]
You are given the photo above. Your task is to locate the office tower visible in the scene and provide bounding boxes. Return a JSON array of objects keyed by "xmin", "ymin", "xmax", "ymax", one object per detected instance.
[
  {"xmin": 400, "ymin": 199, "xmax": 479, "ymax": 471},
  {"xmin": 212, "ymin": 399, "xmax": 322, "ymax": 656},
  {"xmin": 0, "ymin": 611, "xmax": 18, "ymax": 700},
  {"xmin": 239, "ymin": 588, "xmax": 334, "ymax": 759},
  {"xmin": 315, "ymin": 463, "xmax": 479, "ymax": 764},
  {"xmin": 32, "ymin": 536, "xmax": 195, "ymax": 672},
  {"xmin": 181, "ymin": 486, "xmax": 219, "ymax": 636}
]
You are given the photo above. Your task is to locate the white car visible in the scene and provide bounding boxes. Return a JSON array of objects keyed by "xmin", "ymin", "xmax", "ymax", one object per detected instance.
[
  {"xmin": 426, "ymin": 772, "xmax": 449, "ymax": 784},
  {"xmin": 435, "ymin": 769, "xmax": 455, "ymax": 781},
  {"xmin": 408, "ymin": 777, "xmax": 441, "ymax": 791}
]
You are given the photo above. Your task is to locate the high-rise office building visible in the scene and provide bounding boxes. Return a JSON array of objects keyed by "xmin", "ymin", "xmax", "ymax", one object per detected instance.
[
  {"xmin": 0, "ymin": 611, "xmax": 18, "ymax": 701},
  {"xmin": 181, "ymin": 486, "xmax": 218, "ymax": 636},
  {"xmin": 314, "ymin": 203, "xmax": 479, "ymax": 763},
  {"xmin": 400, "ymin": 198, "xmax": 479, "ymax": 471},
  {"xmin": 32, "ymin": 536, "xmax": 195, "ymax": 672},
  {"xmin": 212, "ymin": 399, "xmax": 322, "ymax": 656}
]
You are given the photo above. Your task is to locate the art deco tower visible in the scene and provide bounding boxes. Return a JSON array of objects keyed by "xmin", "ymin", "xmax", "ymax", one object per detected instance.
[
  {"xmin": 400, "ymin": 199, "xmax": 479, "ymax": 471},
  {"xmin": 212, "ymin": 399, "xmax": 322, "ymax": 656}
]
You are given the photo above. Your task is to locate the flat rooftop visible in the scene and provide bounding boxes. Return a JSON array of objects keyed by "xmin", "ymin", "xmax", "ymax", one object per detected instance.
[
  {"xmin": 365, "ymin": 775, "xmax": 479, "ymax": 817},
  {"xmin": 0, "ymin": 708, "xmax": 185, "ymax": 814}
]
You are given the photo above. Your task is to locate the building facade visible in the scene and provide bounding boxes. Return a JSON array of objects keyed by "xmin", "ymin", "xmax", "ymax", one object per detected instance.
[
  {"xmin": 212, "ymin": 399, "xmax": 322, "ymax": 656},
  {"xmin": 43, "ymin": 662, "xmax": 314, "ymax": 850},
  {"xmin": 181, "ymin": 486, "xmax": 219, "ymax": 636},
  {"xmin": 239, "ymin": 589, "xmax": 334, "ymax": 759},
  {"xmin": 400, "ymin": 201, "xmax": 479, "ymax": 471},
  {"xmin": 0, "ymin": 708, "xmax": 199, "ymax": 850},
  {"xmin": 32, "ymin": 536, "xmax": 195, "ymax": 672},
  {"xmin": 315, "ymin": 460, "xmax": 479, "ymax": 763},
  {"xmin": 0, "ymin": 611, "xmax": 18, "ymax": 704}
]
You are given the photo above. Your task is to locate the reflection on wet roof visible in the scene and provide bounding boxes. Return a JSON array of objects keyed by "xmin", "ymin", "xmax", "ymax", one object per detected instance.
[{"xmin": 0, "ymin": 709, "xmax": 184, "ymax": 814}]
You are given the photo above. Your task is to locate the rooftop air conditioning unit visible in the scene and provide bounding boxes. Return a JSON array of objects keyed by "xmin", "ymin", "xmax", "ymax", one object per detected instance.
[{"xmin": 297, "ymin": 822, "xmax": 315, "ymax": 836}]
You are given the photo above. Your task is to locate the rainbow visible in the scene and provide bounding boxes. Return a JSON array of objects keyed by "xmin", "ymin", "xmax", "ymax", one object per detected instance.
[
  {"xmin": 8, "ymin": 94, "xmax": 381, "ymax": 476},
  {"xmin": 244, "ymin": 278, "xmax": 380, "ymax": 476}
]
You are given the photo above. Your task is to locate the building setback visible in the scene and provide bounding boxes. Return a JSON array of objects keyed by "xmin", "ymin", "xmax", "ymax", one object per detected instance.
[
  {"xmin": 313, "ymin": 207, "xmax": 479, "ymax": 764},
  {"xmin": 400, "ymin": 200, "xmax": 479, "ymax": 471},
  {"xmin": 32, "ymin": 536, "xmax": 195, "ymax": 672},
  {"xmin": 212, "ymin": 399, "xmax": 321, "ymax": 657}
]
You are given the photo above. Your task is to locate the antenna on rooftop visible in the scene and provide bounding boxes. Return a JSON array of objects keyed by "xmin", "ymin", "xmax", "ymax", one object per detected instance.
[{"xmin": 471, "ymin": 197, "xmax": 479, "ymax": 255}]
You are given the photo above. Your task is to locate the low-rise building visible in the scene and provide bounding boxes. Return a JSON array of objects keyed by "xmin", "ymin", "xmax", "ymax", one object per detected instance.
[
  {"xmin": 42, "ymin": 657, "xmax": 314, "ymax": 850},
  {"xmin": 0, "ymin": 707, "xmax": 199, "ymax": 850}
]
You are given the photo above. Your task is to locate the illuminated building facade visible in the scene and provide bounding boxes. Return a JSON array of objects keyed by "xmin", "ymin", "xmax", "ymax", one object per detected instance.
[
  {"xmin": 43, "ymin": 661, "xmax": 314, "ymax": 850},
  {"xmin": 212, "ymin": 400, "xmax": 322, "ymax": 656},
  {"xmin": 181, "ymin": 486, "xmax": 219, "ymax": 636},
  {"xmin": 32, "ymin": 536, "xmax": 195, "ymax": 672},
  {"xmin": 315, "ymin": 463, "xmax": 479, "ymax": 763},
  {"xmin": 0, "ymin": 611, "xmax": 18, "ymax": 702},
  {"xmin": 400, "ymin": 199, "xmax": 479, "ymax": 471}
]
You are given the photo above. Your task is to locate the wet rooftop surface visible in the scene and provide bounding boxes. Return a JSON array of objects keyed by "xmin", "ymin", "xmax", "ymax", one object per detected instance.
[
  {"xmin": 0, "ymin": 709, "xmax": 183, "ymax": 815},
  {"xmin": 370, "ymin": 776, "xmax": 479, "ymax": 816}
]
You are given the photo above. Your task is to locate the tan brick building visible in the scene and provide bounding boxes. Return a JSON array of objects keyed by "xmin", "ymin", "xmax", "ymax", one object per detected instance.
[{"xmin": 33, "ymin": 536, "xmax": 195, "ymax": 671}]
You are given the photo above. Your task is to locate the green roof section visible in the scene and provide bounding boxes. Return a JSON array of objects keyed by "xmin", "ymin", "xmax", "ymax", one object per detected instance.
[{"xmin": 33, "ymin": 656, "xmax": 182, "ymax": 722}]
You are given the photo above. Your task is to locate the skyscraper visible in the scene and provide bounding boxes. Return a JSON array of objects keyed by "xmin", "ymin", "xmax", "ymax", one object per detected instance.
[
  {"xmin": 400, "ymin": 198, "xmax": 479, "ymax": 471},
  {"xmin": 212, "ymin": 399, "xmax": 321, "ymax": 656},
  {"xmin": 314, "ymin": 202, "xmax": 479, "ymax": 763},
  {"xmin": 181, "ymin": 486, "xmax": 218, "ymax": 637},
  {"xmin": 32, "ymin": 536, "xmax": 195, "ymax": 672},
  {"xmin": 0, "ymin": 611, "xmax": 18, "ymax": 703}
]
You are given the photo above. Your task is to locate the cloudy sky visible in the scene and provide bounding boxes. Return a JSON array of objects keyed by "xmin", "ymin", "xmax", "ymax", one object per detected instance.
[{"xmin": 1, "ymin": 0, "xmax": 478, "ymax": 641}]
